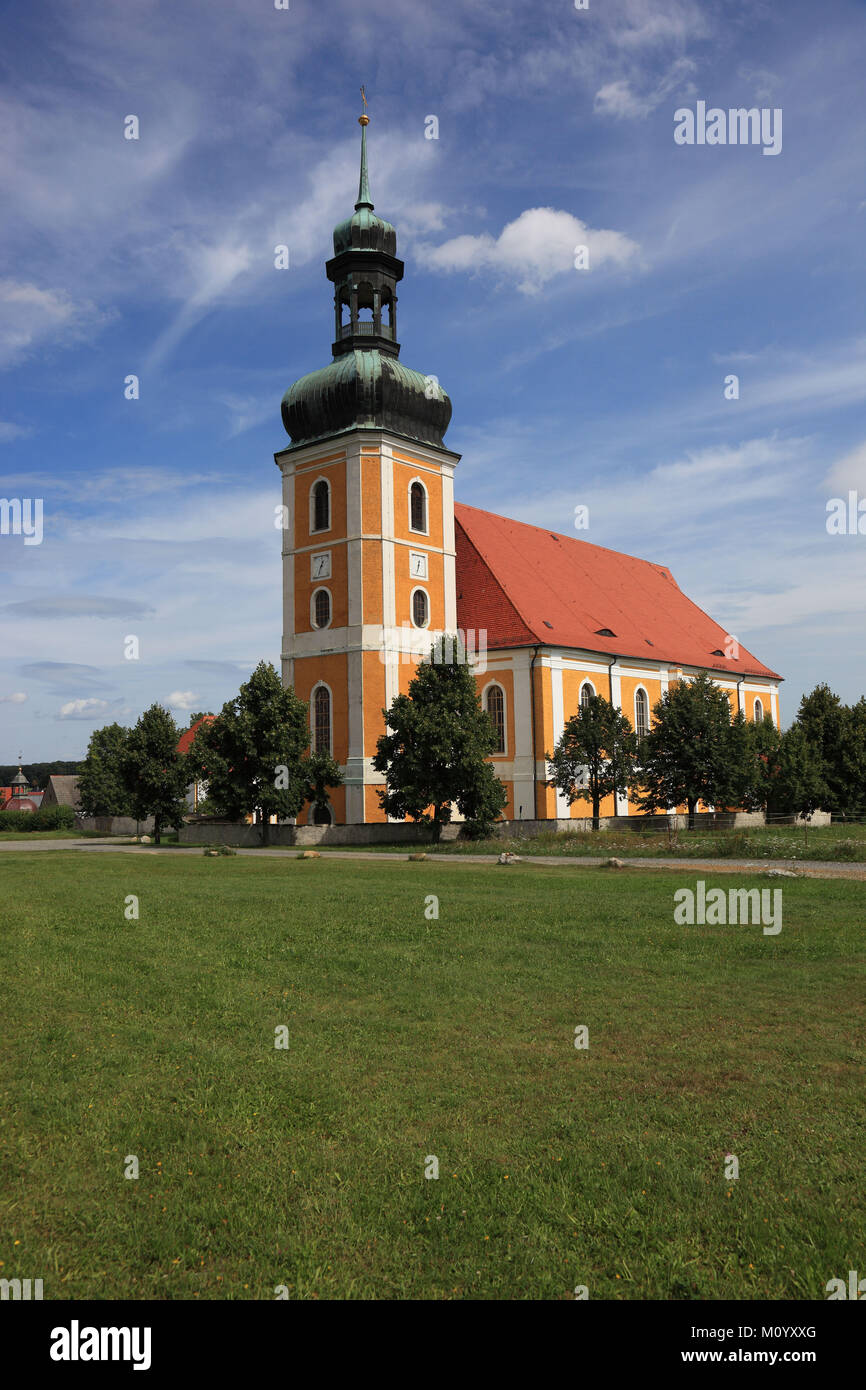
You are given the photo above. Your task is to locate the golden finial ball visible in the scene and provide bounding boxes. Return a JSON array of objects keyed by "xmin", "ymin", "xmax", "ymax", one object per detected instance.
[{"xmin": 358, "ymin": 114, "xmax": 369, "ymax": 125}]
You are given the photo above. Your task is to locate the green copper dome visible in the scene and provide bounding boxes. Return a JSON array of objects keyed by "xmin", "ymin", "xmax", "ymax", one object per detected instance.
[
  {"xmin": 282, "ymin": 350, "xmax": 451, "ymax": 448},
  {"xmin": 280, "ymin": 111, "xmax": 451, "ymax": 450}
]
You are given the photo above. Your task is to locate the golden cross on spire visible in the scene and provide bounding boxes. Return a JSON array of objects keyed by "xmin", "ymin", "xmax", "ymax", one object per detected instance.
[{"xmin": 359, "ymin": 85, "xmax": 369, "ymax": 126}]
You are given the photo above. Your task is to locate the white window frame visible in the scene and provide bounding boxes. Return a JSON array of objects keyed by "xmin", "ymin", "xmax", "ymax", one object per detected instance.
[
  {"xmin": 410, "ymin": 585, "xmax": 430, "ymax": 629},
  {"xmin": 483, "ymin": 680, "xmax": 507, "ymax": 756},
  {"xmin": 309, "ymin": 477, "xmax": 332, "ymax": 535},
  {"xmin": 754, "ymin": 697, "xmax": 764, "ymax": 722},
  {"xmin": 408, "ymin": 477, "xmax": 429, "ymax": 536},
  {"xmin": 310, "ymin": 681, "xmax": 333, "ymax": 755},
  {"xmin": 634, "ymin": 685, "xmax": 650, "ymax": 739},
  {"xmin": 311, "ymin": 586, "xmax": 332, "ymax": 630}
]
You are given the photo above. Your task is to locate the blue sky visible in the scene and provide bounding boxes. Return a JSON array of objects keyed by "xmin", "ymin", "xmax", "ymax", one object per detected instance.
[{"xmin": 1, "ymin": 0, "xmax": 865, "ymax": 760}]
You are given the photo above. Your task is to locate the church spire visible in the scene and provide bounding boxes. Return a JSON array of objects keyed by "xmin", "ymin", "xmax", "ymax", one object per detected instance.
[{"xmin": 356, "ymin": 86, "xmax": 373, "ymax": 210}]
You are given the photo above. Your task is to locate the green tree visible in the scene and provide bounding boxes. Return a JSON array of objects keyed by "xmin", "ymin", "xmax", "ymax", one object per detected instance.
[
  {"xmin": 303, "ymin": 749, "xmax": 345, "ymax": 823},
  {"xmin": 547, "ymin": 693, "xmax": 636, "ymax": 830},
  {"xmin": 120, "ymin": 705, "xmax": 188, "ymax": 843},
  {"xmin": 634, "ymin": 671, "xmax": 739, "ymax": 830},
  {"xmin": 77, "ymin": 723, "xmax": 133, "ymax": 818},
  {"xmin": 767, "ymin": 724, "xmax": 826, "ymax": 818},
  {"xmin": 729, "ymin": 711, "xmax": 782, "ymax": 812},
  {"xmin": 186, "ymin": 661, "xmax": 340, "ymax": 844},
  {"xmin": 372, "ymin": 638, "xmax": 507, "ymax": 841}
]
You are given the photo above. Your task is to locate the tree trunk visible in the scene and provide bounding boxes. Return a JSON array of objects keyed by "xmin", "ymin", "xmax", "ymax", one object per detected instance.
[
  {"xmin": 687, "ymin": 798, "xmax": 697, "ymax": 831},
  {"xmin": 261, "ymin": 811, "xmax": 271, "ymax": 847},
  {"xmin": 153, "ymin": 813, "xmax": 161, "ymax": 845},
  {"xmin": 592, "ymin": 793, "xmax": 600, "ymax": 832}
]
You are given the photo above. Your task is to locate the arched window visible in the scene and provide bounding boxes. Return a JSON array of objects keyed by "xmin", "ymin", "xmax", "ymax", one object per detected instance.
[
  {"xmin": 754, "ymin": 698, "xmax": 764, "ymax": 722},
  {"xmin": 312, "ymin": 588, "xmax": 331, "ymax": 629},
  {"xmin": 311, "ymin": 479, "xmax": 330, "ymax": 533},
  {"xmin": 580, "ymin": 681, "xmax": 595, "ymax": 711},
  {"xmin": 634, "ymin": 688, "xmax": 649, "ymax": 740},
  {"xmin": 485, "ymin": 684, "xmax": 506, "ymax": 754},
  {"xmin": 409, "ymin": 480, "xmax": 427, "ymax": 533},
  {"xmin": 412, "ymin": 587, "xmax": 429, "ymax": 628},
  {"xmin": 313, "ymin": 685, "xmax": 331, "ymax": 754}
]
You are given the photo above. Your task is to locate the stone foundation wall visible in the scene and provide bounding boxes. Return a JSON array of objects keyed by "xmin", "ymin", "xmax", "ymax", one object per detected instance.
[{"xmin": 178, "ymin": 809, "xmax": 831, "ymax": 847}]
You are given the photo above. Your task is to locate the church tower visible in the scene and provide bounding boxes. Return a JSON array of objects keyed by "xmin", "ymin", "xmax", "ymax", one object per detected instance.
[{"xmin": 275, "ymin": 103, "xmax": 460, "ymax": 824}]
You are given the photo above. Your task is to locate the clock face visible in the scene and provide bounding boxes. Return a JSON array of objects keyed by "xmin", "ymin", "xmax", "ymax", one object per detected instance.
[
  {"xmin": 311, "ymin": 552, "xmax": 331, "ymax": 580},
  {"xmin": 410, "ymin": 551, "xmax": 427, "ymax": 579}
]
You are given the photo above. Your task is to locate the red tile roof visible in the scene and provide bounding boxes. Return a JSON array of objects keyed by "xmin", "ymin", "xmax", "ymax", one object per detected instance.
[
  {"xmin": 455, "ymin": 502, "xmax": 781, "ymax": 680},
  {"xmin": 176, "ymin": 715, "xmax": 214, "ymax": 755}
]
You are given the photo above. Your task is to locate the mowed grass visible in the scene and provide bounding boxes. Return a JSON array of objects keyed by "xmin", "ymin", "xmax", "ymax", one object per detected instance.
[{"xmin": 0, "ymin": 853, "xmax": 862, "ymax": 1301}]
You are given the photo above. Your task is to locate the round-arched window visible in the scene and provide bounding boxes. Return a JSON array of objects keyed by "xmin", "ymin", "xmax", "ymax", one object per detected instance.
[
  {"xmin": 485, "ymin": 685, "xmax": 506, "ymax": 754},
  {"xmin": 580, "ymin": 681, "xmax": 595, "ymax": 711},
  {"xmin": 410, "ymin": 481, "xmax": 427, "ymax": 533},
  {"xmin": 313, "ymin": 588, "xmax": 331, "ymax": 629},
  {"xmin": 412, "ymin": 588, "xmax": 429, "ymax": 628},
  {"xmin": 311, "ymin": 479, "xmax": 330, "ymax": 532}
]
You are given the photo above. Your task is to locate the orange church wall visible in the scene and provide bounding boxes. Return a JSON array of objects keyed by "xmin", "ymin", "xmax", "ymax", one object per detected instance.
[
  {"xmin": 293, "ymin": 456, "xmax": 347, "ymax": 549},
  {"xmin": 364, "ymin": 784, "xmax": 388, "ymax": 823},
  {"xmin": 292, "ymin": 652, "xmax": 349, "ymax": 764},
  {"xmin": 392, "ymin": 457, "xmax": 443, "ymax": 545},
  {"xmin": 362, "ymin": 651, "xmax": 389, "ymax": 756},
  {"xmin": 362, "ymin": 539, "xmax": 384, "ymax": 625},
  {"xmin": 294, "ymin": 543, "xmax": 349, "ymax": 633},
  {"xmin": 361, "ymin": 451, "xmax": 382, "ymax": 534},
  {"xmin": 394, "ymin": 549, "xmax": 446, "ymax": 632}
]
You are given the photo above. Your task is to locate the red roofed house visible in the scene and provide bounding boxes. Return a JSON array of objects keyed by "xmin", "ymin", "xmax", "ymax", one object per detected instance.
[
  {"xmin": 177, "ymin": 716, "xmax": 215, "ymax": 810},
  {"xmin": 274, "ymin": 113, "xmax": 781, "ymax": 827}
]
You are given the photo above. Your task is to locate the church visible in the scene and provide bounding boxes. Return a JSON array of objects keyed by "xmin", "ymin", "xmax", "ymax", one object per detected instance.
[{"xmin": 275, "ymin": 111, "xmax": 782, "ymax": 827}]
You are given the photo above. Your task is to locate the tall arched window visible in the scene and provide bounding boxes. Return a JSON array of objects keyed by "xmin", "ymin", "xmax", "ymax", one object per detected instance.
[
  {"xmin": 412, "ymin": 588, "xmax": 429, "ymax": 628},
  {"xmin": 313, "ymin": 588, "xmax": 331, "ymax": 629},
  {"xmin": 410, "ymin": 480, "xmax": 427, "ymax": 533},
  {"xmin": 311, "ymin": 479, "xmax": 330, "ymax": 533},
  {"xmin": 313, "ymin": 685, "xmax": 331, "ymax": 754},
  {"xmin": 754, "ymin": 698, "xmax": 764, "ymax": 723},
  {"xmin": 580, "ymin": 681, "xmax": 595, "ymax": 711},
  {"xmin": 634, "ymin": 688, "xmax": 649, "ymax": 740},
  {"xmin": 485, "ymin": 685, "xmax": 506, "ymax": 754}
]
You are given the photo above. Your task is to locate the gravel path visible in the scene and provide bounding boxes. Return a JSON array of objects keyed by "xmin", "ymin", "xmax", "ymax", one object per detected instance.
[{"xmin": 2, "ymin": 838, "xmax": 864, "ymax": 880}]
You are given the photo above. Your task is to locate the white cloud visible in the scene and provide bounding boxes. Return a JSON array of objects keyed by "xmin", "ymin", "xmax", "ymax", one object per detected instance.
[
  {"xmin": 167, "ymin": 690, "xmax": 200, "ymax": 710},
  {"xmin": 0, "ymin": 279, "xmax": 113, "ymax": 368},
  {"xmin": 421, "ymin": 207, "xmax": 640, "ymax": 295},
  {"xmin": 824, "ymin": 439, "xmax": 866, "ymax": 492},
  {"xmin": 0, "ymin": 691, "xmax": 27, "ymax": 703},
  {"xmin": 59, "ymin": 698, "xmax": 109, "ymax": 720},
  {"xmin": 594, "ymin": 57, "xmax": 696, "ymax": 120},
  {"xmin": 0, "ymin": 421, "xmax": 31, "ymax": 442}
]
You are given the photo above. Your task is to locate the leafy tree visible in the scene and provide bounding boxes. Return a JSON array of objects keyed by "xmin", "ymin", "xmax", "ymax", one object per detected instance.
[
  {"xmin": 634, "ymin": 671, "xmax": 739, "ymax": 830},
  {"xmin": 547, "ymin": 693, "xmax": 636, "ymax": 830},
  {"xmin": 767, "ymin": 724, "xmax": 825, "ymax": 819},
  {"xmin": 727, "ymin": 711, "xmax": 782, "ymax": 812},
  {"xmin": 77, "ymin": 723, "xmax": 133, "ymax": 818},
  {"xmin": 372, "ymin": 638, "xmax": 507, "ymax": 841},
  {"xmin": 120, "ymin": 705, "xmax": 188, "ymax": 843},
  {"xmin": 303, "ymin": 750, "xmax": 345, "ymax": 822},
  {"xmin": 792, "ymin": 684, "xmax": 866, "ymax": 818},
  {"xmin": 185, "ymin": 661, "xmax": 341, "ymax": 844}
]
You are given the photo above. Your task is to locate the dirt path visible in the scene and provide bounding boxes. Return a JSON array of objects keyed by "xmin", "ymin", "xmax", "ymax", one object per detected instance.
[{"xmin": 2, "ymin": 838, "xmax": 864, "ymax": 881}]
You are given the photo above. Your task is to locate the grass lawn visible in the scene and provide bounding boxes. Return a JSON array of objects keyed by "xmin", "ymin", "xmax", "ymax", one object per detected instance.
[
  {"xmin": 0, "ymin": 852, "xmax": 862, "ymax": 1300},
  {"xmin": 315, "ymin": 822, "xmax": 866, "ymax": 863},
  {"xmin": 0, "ymin": 829, "xmax": 111, "ymax": 842}
]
